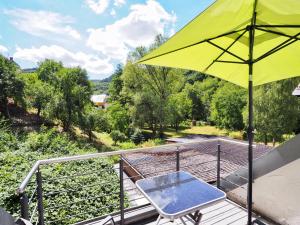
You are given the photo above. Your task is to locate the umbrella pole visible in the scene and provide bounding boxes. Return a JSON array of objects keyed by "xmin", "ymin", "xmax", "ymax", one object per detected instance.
[{"xmin": 247, "ymin": 75, "xmax": 254, "ymax": 225}]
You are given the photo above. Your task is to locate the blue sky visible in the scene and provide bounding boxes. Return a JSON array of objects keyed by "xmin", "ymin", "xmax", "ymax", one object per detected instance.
[{"xmin": 0, "ymin": 0, "xmax": 214, "ymax": 80}]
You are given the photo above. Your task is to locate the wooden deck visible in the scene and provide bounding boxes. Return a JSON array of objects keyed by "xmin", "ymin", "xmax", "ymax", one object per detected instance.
[
  {"xmin": 84, "ymin": 200, "xmax": 273, "ymax": 225},
  {"xmin": 141, "ymin": 200, "xmax": 271, "ymax": 225}
]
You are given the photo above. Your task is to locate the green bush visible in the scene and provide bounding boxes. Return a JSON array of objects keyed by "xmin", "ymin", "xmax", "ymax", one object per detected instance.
[
  {"xmin": 0, "ymin": 125, "xmax": 124, "ymax": 224},
  {"xmin": 110, "ymin": 130, "xmax": 127, "ymax": 145},
  {"xmin": 130, "ymin": 128, "xmax": 145, "ymax": 145}
]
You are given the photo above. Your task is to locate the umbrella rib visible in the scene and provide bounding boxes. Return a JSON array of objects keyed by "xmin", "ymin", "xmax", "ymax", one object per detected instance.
[
  {"xmin": 254, "ymin": 32, "xmax": 300, "ymax": 63},
  {"xmin": 137, "ymin": 28, "xmax": 247, "ymax": 64},
  {"xmin": 255, "ymin": 24, "xmax": 300, "ymax": 28},
  {"xmin": 255, "ymin": 27, "xmax": 300, "ymax": 41},
  {"xmin": 214, "ymin": 60, "xmax": 245, "ymax": 64},
  {"xmin": 204, "ymin": 29, "xmax": 248, "ymax": 72}
]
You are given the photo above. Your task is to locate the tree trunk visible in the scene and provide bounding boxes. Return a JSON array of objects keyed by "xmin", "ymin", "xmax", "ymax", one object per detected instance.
[
  {"xmin": 88, "ymin": 130, "xmax": 92, "ymax": 141},
  {"xmin": 264, "ymin": 134, "xmax": 268, "ymax": 145},
  {"xmin": 37, "ymin": 107, "xmax": 41, "ymax": 117}
]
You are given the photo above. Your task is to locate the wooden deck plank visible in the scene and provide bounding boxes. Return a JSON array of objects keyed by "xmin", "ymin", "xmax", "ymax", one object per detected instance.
[{"xmin": 84, "ymin": 200, "xmax": 273, "ymax": 225}]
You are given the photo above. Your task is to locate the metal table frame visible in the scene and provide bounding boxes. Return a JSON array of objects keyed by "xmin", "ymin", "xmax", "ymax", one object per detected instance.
[{"xmin": 136, "ymin": 171, "xmax": 226, "ymax": 224}]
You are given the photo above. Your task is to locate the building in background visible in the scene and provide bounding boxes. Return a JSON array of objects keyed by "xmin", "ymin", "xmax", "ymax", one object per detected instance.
[{"xmin": 90, "ymin": 94, "xmax": 109, "ymax": 109}]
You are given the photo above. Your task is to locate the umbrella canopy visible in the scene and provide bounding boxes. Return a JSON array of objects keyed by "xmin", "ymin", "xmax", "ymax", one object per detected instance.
[
  {"xmin": 138, "ymin": 0, "xmax": 300, "ymax": 224},
  {"xmin": 138, "ymin": 0, "xmax": 300, "ymax": 88}
]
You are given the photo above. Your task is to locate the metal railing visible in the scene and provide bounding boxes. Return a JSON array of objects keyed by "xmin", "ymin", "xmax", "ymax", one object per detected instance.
[{"xmin": 17, "ymin": 138, "xmax": 270, "ymax": 225}]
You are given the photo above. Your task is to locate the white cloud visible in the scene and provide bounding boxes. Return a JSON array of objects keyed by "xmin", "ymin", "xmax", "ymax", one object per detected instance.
[
  {"xmin": 114, "ymin": 0, "xmax": 126, "ymax": 7},
  {"xmin": 110, "ymin": 9, "xmax": 116, "ymax": 16},
  {"xmin": 13, "ymin": 45, "xmax": 114, "ymax": 77},
  {"xmin": 85, "ymin": 0, "xmax": 110, "ymax": 14},
  {"xmin": 4, "ymin": 9, "xmax": 81, "ymax": 40},
  {"xmin": 0, "ymin": 45, "xmax": 8, "ymax": 53},
  {"xmin": 86, "ymin": 0, "xmax": 176, "ymax": 61}
]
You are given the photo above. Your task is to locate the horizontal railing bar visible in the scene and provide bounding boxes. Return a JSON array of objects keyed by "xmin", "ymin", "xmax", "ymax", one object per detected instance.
[
  {"xmin": 18, "ymin": 162, "xmax": 40, "ymax": 194},
  {"xmin": 46, "ymin": 192, "xmax": 120, "ymax": 210},
  {"xmin": 18, "ymin": 139, "xmax": 219, "ymax": 193}
]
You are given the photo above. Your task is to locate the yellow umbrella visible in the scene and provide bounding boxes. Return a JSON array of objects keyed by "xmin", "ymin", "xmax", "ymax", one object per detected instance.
[{"xmin": 138, "ymin": 0, "xmax": 300, "ymax": 224}]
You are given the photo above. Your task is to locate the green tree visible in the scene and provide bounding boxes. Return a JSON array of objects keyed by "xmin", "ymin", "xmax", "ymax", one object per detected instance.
[
  {"xmin": 182, "ymin": 83, "xmax": 205, "ymax": 122},
  {"xmin": 167, "ymin": 92, "xmax": 192, "ymax": 132},
  {"xmin": 130, "ymin": 91, "xmax": 160, "ymax": 135},
  {"xmin": 110, "ymin": 130, "xmax": 126, "ymax": 145},
  {"xmin": 210, "ymin": 83, "xmax": 247, "ymax": 130},
  {"xmin": 198, "ymin": 77, "xmax": 220, "ymax": 121},
  {"xmin": 249, "ymin": 78, "xmax": 300, "ymax": 145},
  {"xmin": 123, "ymin": 35, "xmax": 185, "ymax": 137},
  {"xmin": 37, "ymin": 59, "xmax": 63, "ymax": 84},
  {"xmin": 107, "ymin": 102, "xmax": 130, "ymax": 134},
  {"xmin": 0, "ymin": 55, "xmax": 24, "ymax": 117},
  {"xmin": 47, "ymin": 67, "xmax": 92, "ymax": 131},
  {"xmin": 21, "ymin": 73, "xmax": 54, "ymax": 117},
  {"xmin": 108, "ymin": 64, "xmax": 125, "ymax": 103},
  {"xmin": 80, "ymin": 107, "xmax": 110, "ymax": 141}
]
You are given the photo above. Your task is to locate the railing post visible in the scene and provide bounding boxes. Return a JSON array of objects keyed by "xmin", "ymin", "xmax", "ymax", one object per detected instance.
[
  {"xmin": 20, "ymin": 192, "xmax": 29, "ymax": 220},
  {"xmin": 176, "ymin": 147, "xmax": 180, "ymax": 172},
  {"xmin": 217, "ymin": 142, "xmax": 221, "ymax": 189},
  {"xmin": 36, "ymin": 167, "xmax": 45, "ymax": 225},
  {"xmin": 119, "ymin": 157, "xmax": 125, "ymax": 225}
]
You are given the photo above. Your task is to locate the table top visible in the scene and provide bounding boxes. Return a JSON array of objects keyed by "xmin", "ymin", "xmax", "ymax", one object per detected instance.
[{"xmin": 136, "ymin": 171, "xmax": 226, "ymax": 219}]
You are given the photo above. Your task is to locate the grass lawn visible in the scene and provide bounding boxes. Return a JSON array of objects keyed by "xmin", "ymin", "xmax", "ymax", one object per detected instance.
[{"xmin": 163, "ymin": 125, "xmax": 244, "ymax": 140}]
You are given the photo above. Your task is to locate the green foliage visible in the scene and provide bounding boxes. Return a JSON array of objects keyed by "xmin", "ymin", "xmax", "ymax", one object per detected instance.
[
  {"xmin": 37, "ymin": 59, "xmax": 63, "ymax": 84},
  {"xmin": 91, "ymin": 80, "xmax": 109, "ymax": 94},
  {"xmin": 0, "ymin": 125, "xmax": 122, "ymax": 224},
  {"xmin": 130, "ymin": 128, "xmax": 145, "ymax": 145},
  {"xmin": 108, "ymin": 64, "xmax": 125, "ymax": 103},
  {"xmin": 167, "ymin": 92, "xmax": 192, "ymax": 132},
  {"xmin": 110, "ymin": 130, "xmax": 127, "ymax": 145},
  {"xmin": 0, "ymin": 55, "xmax": 24, "ymax": 117},
  {"xmin": 210, "ymin": 83, "xmax": 247, "ymax": 130},
  {"xmin": 45, "ymin": 66, "xmax": 92, "ymax": 131},
  {"xmin": 107, "ymin": 102, "xmax": 130, "ymax": 133},
  {"xmin": 79, "ymin": 107, "xmax": 110, "ymax": 140},
  {"xmin": 247, "ymin": 78, "xmax": 300, "ymax": 145},
  {"xmin": 123, "ymin": 36, "xmax": 185, "ymax": 137},
  {"xmin": 197, "ymin": 78, "xmax": 220, "ymax": 121},
  {"xmin": 182, "ymin": 81, "xmax": 206, "ymax": 120},
  {"xmin": 20, "ymin": 73, "xmax": 54, "ymax": 117}
]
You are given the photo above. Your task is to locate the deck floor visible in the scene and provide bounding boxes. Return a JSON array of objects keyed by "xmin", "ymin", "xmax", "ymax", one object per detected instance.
[
  {"xmin": 144, "ymin": 200, "xmax": 255, "ymax": 225},
  {"xmin": 86, "ymin": 200, "xmax": 272, "ymax": 225}
]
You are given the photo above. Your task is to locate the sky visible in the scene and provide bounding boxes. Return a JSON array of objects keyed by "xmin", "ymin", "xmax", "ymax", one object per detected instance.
[{"xmin": 0, "ymin": 0, "xmax": 214, "ymax": 80}]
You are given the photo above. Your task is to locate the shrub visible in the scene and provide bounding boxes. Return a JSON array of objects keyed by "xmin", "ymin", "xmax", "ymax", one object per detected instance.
[
  {"xmin": 130, "ymin": 128, "xmax": 145, "ymax": 145},
  {"xmin": 0, "ymin": 126, "xmax": 124, "ymax": 224},
  {"xmin": 110, "ymin": 130, "xmax": 126, "ymax": 145}
]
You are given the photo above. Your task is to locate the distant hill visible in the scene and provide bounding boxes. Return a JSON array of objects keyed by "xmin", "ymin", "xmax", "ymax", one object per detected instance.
[{"xmin": 91, "ymin": 80, "xmax": 110, "ymax": 94}]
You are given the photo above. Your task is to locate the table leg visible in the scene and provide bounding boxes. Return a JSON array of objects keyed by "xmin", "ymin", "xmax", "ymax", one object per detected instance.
[
  {"xmin": 155, "ymin": 215, "xmax": 162, "ymax": 225},
  {"xmin": 187, "ymin": 210, "xmax": 202, "ymax": 225},
  {"xmin": 180, "ymin": 217, "xmax": 188, "ymax": 225},
  {"xmin": 193, "ymin": 211, "xmax": 202, "ymax": 225}
]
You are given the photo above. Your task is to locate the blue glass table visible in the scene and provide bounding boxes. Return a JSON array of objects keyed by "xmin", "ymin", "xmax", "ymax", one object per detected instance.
[{"xmin": 136, "ymin": 171, "xmax": 226, "ymax": 224}]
